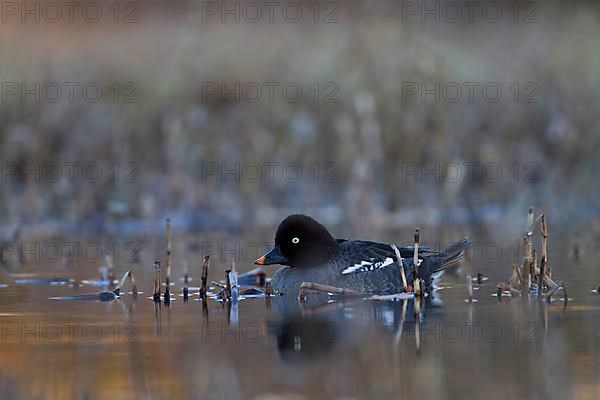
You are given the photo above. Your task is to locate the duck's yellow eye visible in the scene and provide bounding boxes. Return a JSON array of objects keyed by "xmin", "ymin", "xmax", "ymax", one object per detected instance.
[{"xmin": 292, "ymin": 237, "xmax": 300, "ymax": 244}]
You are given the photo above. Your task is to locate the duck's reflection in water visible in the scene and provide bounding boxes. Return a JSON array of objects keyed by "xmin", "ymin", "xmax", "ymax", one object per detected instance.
[{"xmin": 269, "ymin": 293, "xmax": 446, "ymax": 361}]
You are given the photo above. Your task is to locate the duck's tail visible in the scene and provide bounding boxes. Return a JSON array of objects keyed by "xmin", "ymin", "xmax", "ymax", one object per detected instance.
[
  {"xmin": 434, "ymin": 238, "xmax": 470, "ymax": 272},
  {"xmin": 417, "ymin": 239, "xmax": 470, "ymax": 289}
]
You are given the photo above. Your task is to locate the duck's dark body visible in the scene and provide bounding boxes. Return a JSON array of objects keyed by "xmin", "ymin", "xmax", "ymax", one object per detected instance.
[
  {"xmin": 257, "ymin": 215, "xmax": 469, "ymax": 296},
  {"xmin": 271, "ymin": 239, "xmax": 468, "ymax": 295}
]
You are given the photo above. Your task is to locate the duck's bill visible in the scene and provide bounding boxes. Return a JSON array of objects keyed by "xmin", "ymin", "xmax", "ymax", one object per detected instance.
[{"xmin": 255, "ymin": 246, "xmax": 288, "ymax": 265}]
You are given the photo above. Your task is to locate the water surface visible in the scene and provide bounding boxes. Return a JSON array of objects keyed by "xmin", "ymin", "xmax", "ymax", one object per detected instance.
[{"xmin": 0, "ymin": 230, "xmax": 598, "ymax": 400}]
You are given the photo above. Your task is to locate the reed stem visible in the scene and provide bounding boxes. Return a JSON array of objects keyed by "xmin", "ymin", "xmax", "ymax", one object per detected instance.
[
  {"xmin": 391, "ymin": 244, "xmax": 408, "ymax": 292},
  {"xmin": 200, "ymin": 255, "xmax": 209, "ymax": 298},
  {"xmin": 413, "ymin": 228, "xmax": 421, "ymax": 296},
  {"xmin": 153, "ymin": 261, "xmax": 161, "ymax": 302},
  {"xmin": 224, "ymin": 269, "xmax": 232, "ymax": 301},
  {"xmin": 165, "ymin": 218, "xmax": 172, "ymax": 289},
  {"xmin": 522, "ymin": 235, "xmax": 531, "ymax": 294},
  {"xmin": 540, "ymin": 214, "xmax": 548, "ymax": 286}
]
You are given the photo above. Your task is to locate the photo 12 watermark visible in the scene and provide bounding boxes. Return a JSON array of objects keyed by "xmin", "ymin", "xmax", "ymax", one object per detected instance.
[
  {"xmin": 199, "ymin": 1, "xmax": 339, "ymax": 23},
  {"xmin": 0, "ymin": 322, "xmax": 138, "ymax": 343},
  {"xmin": 200, "ymin": 162, "xmax": 339, "ymax": 184},
  {"xmin": 200, "ymin": 81, "xmax": 339, "ymax": 104},
  {"xmin": 0, "ymin": 162, "xmax": 140, "ymax": 184},
  {"xmin": 401, "ymin": 81, "xmax": 539, "ymax": 103},
  {"xmin": 400, "ymin": 162, "xmax": 540, "ymax": 184},
  {"xmin": 1, "ymin": 2, "xmax": 140, "ymax": 24},
  {"xmin": 402, "ymin": 321, "xmax": 544, "ymax": 344},
  {"xmin": 0, "ymin": 240, "xmax": 140, "ymax": 265},
  {"xmin": 400, "ymin": 1, "xmax": 540, "ymax": 24},
  {"xmin": 198, "ymin": 320, "xmax": 546, "ymax": 345},
  {"xmin": 1, "ymin": 81, "xmax": 140, "ymax": 104},
  {"xmin": 201, "ymin": 321, "xmax": 339, "ymax": 344}
]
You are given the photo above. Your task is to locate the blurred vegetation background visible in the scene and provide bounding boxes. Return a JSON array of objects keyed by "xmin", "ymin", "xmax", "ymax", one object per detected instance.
[{"xmin": 0, "ymin": 0, "xmax": 598, "ymax": 238}]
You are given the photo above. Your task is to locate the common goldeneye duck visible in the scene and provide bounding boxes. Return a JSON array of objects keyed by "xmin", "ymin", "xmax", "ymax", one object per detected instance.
[{"xmin": 255, "ymin": 214, "xmax": 470, "ymax": 296}]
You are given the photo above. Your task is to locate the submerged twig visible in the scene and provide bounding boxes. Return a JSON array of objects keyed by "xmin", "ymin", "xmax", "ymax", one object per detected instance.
[
  {"xmin": 298, "ymin": 282, "xmax": 361, "ymax": 298},
  {"xmin": 113, "ymin": 270, "xmax": 131, "ymax": 296},
  {"xmin": 545, "ymin": 280, "xmax": 567, "ymax": 305},
  {"xmin": 544, "ymin": 274, "xmax": 560, "ymax": 291}
]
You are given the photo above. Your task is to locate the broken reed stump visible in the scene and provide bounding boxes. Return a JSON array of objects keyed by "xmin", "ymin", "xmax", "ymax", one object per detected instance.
[
  {"xmin": 183, "ymin": 260, "xmax": 189, "ymax": 302},
  {"xmin": 532, "ymin": 248, "xmax": 537, "ymax": 280},
  {"xmin": 224, "ymin": 269, "xmax": 232, "ymax": 301},
  {"xmin": 298, "ymin": 282, "xmax": 361, "ymax": 298},
  {"xmin": 540, "ymin": 214, "xmax": 549, "ymax": 284},
  {"xmin": 229, "ymin": 261, "xmax": 239, "ymax": 302},
  {"xmin": 391, "ymin": 244, "xmax": 408, "ymax": 292},
  {"xmin": 522, "ymin": 207, "xmax": 535, "ymax": 294},
  {"xmin": 153, "ymin": 261, "xmax": 161, "ymax": 302},
  {"xmin": 165, "ymin": 218, "xmax": 172, "ymax": 292},
  {"xmin": 413, "ymin": 228, "xmax": 422, "ymax": 297},
  {"xmin": 200, "ymin": 255, "xmax": 209, "ymax": 298},
  {"xmin": 522, "ymin": 235, "xmax": 532, "ymax": 294},
  {"xmin": 506, "ymin": 209, "xmax": 565, "ymax": 307},
  {"xmin": 538, "ymin": 252, "xmax": 546, "ymax": 297}
]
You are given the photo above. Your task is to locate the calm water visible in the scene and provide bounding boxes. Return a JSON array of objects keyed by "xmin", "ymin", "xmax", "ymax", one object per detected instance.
[{"xmin": 0, "ymin": 230, "xmax": 599, "ymax": 400}]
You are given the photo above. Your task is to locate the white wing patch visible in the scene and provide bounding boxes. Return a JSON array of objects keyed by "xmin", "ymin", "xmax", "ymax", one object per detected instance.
[{"xmin": 342, "ymin": 257, "xmax": 395, "ymax": 275}]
